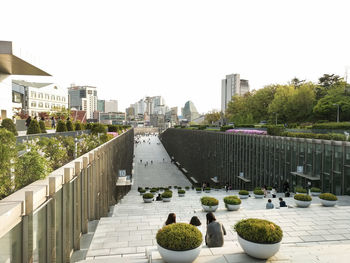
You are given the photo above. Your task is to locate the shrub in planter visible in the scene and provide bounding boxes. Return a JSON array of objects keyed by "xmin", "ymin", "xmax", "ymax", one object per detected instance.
[
  {"xmin": 224, "ymin": 196, "xmax": 241, "ymax": 211},
  {"xmin": 177, "ymin": 186, "xmax": 182, "ymax": 190},
  {"xmin": 139, "ymin": 189, "xmax": 146, "ymax": 195},
  {"xmin": 185, "ymin": 186, "xmax": 190, "ymax": 190},
  {"xmin": 66, "ymin": 120, "xmax": 74, "ymax": 131},
  {"xmin": 1, "ymin": 118, "xmax": 18, "ymax": 135},
  {"xmin": 214, "ymin": 186, "xmax": 220, "ymax": 190},
  {"xmin": 319, "ymin": 193, "xmax": 337, "ymax": 207},
  {"xmin": 162, "ymin": 191, "xmax": 173, "ymax": 198},
  {"xmin": 164, "ymin": 188, "xmax": 169, "ymax": 191},
  {"xmin": 310, "ymin": 187, "xmax": 321, "ymax": 196},
  {"xmin": 294, "ymin": 194, "xmax": 312, "ymax": 208},
  {"xmin": 174, "ymin": 186, "xmax": 178, "ymax": 189},
  {"xmin": 234, "ymin": 218, "xmax": 283, "ymax": 259},
  {"xmin": 74, "ymin": 121, "xmax": 82, "ymax": 131},
  {"xmin": 56, "ymin": 120, "xmax": 67, "ymax": 132},
  {"xmin": 196, "ymin": 187, "xmax": 202, "ymax": 192},
  {"xmin": 168, "ymin": 186, "xmax": 172, "ymax": 189},
  {"xmin": 254, "ymin": 187, "xmax": 262, "ymax": 190},
  {"xmin": 178, "ymin": 189, "xmax": 186, "ymax": 197},
  {"xmin": 143, "ymin": 193, "xmax": 154, "ymax": 203},
  {"xmin": 145, "ymin": 187, "xmax": 150, "ymax": 190},
  {"xmin": 150, "ymin": 188, "xmax": 157, "ymax": 193},
  {"xmin": 253, "ymin": 189, "xmax": 264, "ymax": 197},
  {"xmin": 201, "ymin": 196, "xmax": 219, "ymax": 212},
  {"xmin": 156, "ymin": 223, "xmax": 202, "ymax": 263},
  {"xmin": 266, "ymin": 186, "xmax": 272, "ymax": 191},
  {"xmin": 295, "ymin": 187, "xmax": 307, "ymax": 194},
  {"xmin": 239, "ymin": 190, "xmax": 249, "ymax": 199},
  {"xmin": 204, "ymin": 187, "xmax": 211, "ymax": 192}
]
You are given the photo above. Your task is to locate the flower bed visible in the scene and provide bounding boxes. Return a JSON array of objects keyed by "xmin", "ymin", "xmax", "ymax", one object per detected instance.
[{"xmin": 226, "ymin": 129, "xmax": 267, "ymax": 135}]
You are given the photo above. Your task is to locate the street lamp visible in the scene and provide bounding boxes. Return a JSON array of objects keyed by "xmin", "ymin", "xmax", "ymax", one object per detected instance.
[
  {"xmin": 333, "ymin": 104, "xmax": 340, "ymax": 123},
  {"xmin": 273, "ymin": 112, "xmax": 278, "ymax": 125}
]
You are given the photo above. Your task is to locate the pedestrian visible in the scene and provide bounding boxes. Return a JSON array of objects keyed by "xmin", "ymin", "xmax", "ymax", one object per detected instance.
[
  {"xmin": 190, "ymin": 216, "xmax": 203, "ymax": 236},
  {"xmin": 151, "ymin": 160, "xmax": 153, "ymax": 164},
  {"xmin": 279, "ymin": 197, "xmax": 287, "ymax": 207},
  {"xmin": 51, "ymin": 116, "xmax": 56, "ymax": 128},
  {"xmin": 271, "ymin": 187, "xmax": 277, "ymax": 198},
  {"xmin": 263, "ymin": 185, "xmax": 267, "ymax": 197},
  {"xmin": 205, "ymin": 212, "xmax": 226, "ymax": 247},
  {"xmin": 164, "ymin": 213, "xmax": 176, "ymax": 226},
  {"xmin": 266, "ymin": 199, "xmax": 274, "ymax": 209}
]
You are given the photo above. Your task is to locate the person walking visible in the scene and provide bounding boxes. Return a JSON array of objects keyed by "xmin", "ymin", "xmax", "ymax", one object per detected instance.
[
  {"xmin": 51, "ymin": 116, "xmax": 56, "ymax": 128},
  {"xmin": 205, "ymin": 212, "xmax": 226, "ymax": 247}
]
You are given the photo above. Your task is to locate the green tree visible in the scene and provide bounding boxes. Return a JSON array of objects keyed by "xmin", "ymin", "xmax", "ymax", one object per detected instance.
[
  {"xmin": 248, "ymin": 85, "xmax": 277, "ymax": 122},
  {"xmin": 15, "ymin": 146, "xmax": 52, "ymax": 190},
  {"xmin": 1, "ymin": 118, "xmax": 18, "ymax": 135},
  {"xmin": 37, "ymin": 137, "xmax": 69, "ymax": 170},
  {"xmin": 204, "ymin": 110, "xmax": 221, "ymax": 124},
  {"xmin": 27, "ymin": 119, "xmax": 41, "ymax": 134},
  {"xmin": 56, "ymin": 120, "xmax": 67, "ymax": 132},
  {"xmin": 66, "ymin": 120, "xmax": 74, "ymax": 131},
  {"xmin": 0, "ymin": 129, "xmax": 16, "ymax": 199},
  {"xmin": 315, "ymin": 74, "xmax": 343, "ymax": 100},
  {"xmin": 74, "ymin": 121, "xmax": 82, "ymax": 131},
  {"xmin": 39, "ymin": 120, "xmax": 47, "ymax": 133}
]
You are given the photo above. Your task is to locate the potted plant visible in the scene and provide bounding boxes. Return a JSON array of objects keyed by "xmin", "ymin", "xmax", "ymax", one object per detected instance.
[
  {"xmin": 254, "ymin": 189, "xmax": 264, "ymax": 199},
  {"xmin": 174, "ymin": 186, "xmax": 178, "ymax": 189},
  {"xmin": 200, "ymin": 196, "xmax": 219, "ymax": 212},
  {"xmin": 160, "ymin": 187, "xmax": 165, "ymax": 192},
  {"xmin": 214, "ymin": 186, "xmax": 220, "ymax": 191},
  {"xmin": 145, "ymin": 187, "xmax": 150, "ymax": 190},
  {"xmin": 294, "ymin": 194, "xmax": 312, "ymax": 207},
  {"xmin": 150, "ymin": 188, "xmax": 157, "ymax": 194},
  {"xmin": 178, "ymin": 189, "xmax": 186, "ymax": 197},
  {"xmin": 239, "ymin": 190, "xmax": 249, "ymax": 199},
  {"xmin": 196, "ymin": 187, "xmax": 202, "ymax": 193},
  {"xmin": 168, "ymin": 186, "xmax": 172, "ymax": 189},
  {"xmin": 266, "ymin": 186, "xmax": 272, "ymax": 194},
  {"xmin": 224, "ymin": 196, "xmax": 241, "ymax": 211},
  {"xmin": 234, "ymin": 218, "xmax": 283, "ymax": 259},
  {"xmin": 319, "ymin": 193, "xmax": 337, "ymax": 207},
  {"xmin": 310, "ymin": 187, "xmax": 321, "ymax": 196},
  {"xmin": 162, "ymin": 191, "xmax": 173, "ymax": 202},
  {"xmin": 295, "ymin": 187, "xmax": 307, "ymax": 195},
  {"xmin": 178, "ymin": 186, "xmax": 182, "ymax": 190},
  {"xmin": 204, "ymin": 187, "xmax": 211, "ymax": 193},
  {"xmin": 139, "ymin": 189, "xmax": 146, "ymax": 195},
  {"xmin": 156, "ymin": 223, "xmax": 202, "ymax": 263},
  {"xmin": 185, "ymin": 186, "xmax": 190, "ymax": 190},
  {"xmin": 143, "ymin": 193, "xmax": 154, "ymax": 203}
]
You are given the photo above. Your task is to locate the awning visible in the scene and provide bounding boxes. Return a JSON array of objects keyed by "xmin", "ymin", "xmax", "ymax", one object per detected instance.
[
  {"xmin": 290, "ymin": 172, "xmax": 320, "ymax": 181},
  {"xmin": 237, "ymin": 176, "xmax": 251, "ymax": 183},
  {"xmin": 0, "ymin": 54, "xmax": 51, "ymax": 76}
]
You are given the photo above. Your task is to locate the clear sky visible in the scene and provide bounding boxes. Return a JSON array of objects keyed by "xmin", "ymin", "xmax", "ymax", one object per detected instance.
[{"xmin": 1, "ymin": 0, "xmax": 349, "ymax": 114}]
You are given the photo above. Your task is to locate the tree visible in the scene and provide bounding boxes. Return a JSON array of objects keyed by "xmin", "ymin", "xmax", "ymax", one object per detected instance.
[
  {"xmin": 247, "ymin": 85, "xmax": 277, "ymax": 122},
  {"xmin": 39, "ymin": 120, "xmax": 47, "ymax": 133},
  {"xmin": 74, "ymin": 121, "xmax": 82, "ymax": 131},
  {"xmin": 37, "ymin": 137, "xmax": 69, "ymax": 170},
  {"xmin": 289, "ymin": 77, "xmax": 306, "ymax": 89},
  {"xmin": 1, "ymin": 118, "xmax": 18, "ymax": 135},
  {"xmin": 56, "ymin": 120, "xmax": 67, "ymax": 132},
  {"xmin": 27, "ymin": 119, "xmax": 41, "ymax": 134},
  {"xmin": 204, "ymin": 110, "xmax": 221, "ymax": 125},
  {"xmin": 315, "ymin": 74, "xmax": 344, "ymax": 100},
  {"xmin": 66, "ymin": 120, "xmax": 74, "ymax": 131},
  {"xmin": 0, "ymin": 129, "xmax": 16, "ymax": 199}
]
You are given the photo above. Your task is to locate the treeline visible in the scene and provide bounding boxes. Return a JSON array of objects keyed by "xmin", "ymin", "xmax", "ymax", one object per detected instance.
[{"xmin": 226, "ymin": 74, "xmax": 350, "ymax": 124}]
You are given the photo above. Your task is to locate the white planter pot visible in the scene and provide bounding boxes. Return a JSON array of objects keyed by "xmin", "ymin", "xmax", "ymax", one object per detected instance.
[
  {"xmin": 226, "ymin": 204, "xmax": 240, "ymax": 211},
  {"xmin": 140, "ymin": 192, "xmax": 145, "ymax": 196},
  {"xmin": 204, "ymin": 190, "xmax": 211, "ymax": 193},
  {"xmin": 143, "ymin": 198, "xmax": 153, "ymax": 203},
  {"xmin": 157, "ymin": 243, "xmax": 201, "ymax": 263},
  {"xmin": 178, "ymin": 193, "xmax": 185, "ymax": 197},
  {"xmin": 294, "ymin": 199, "xmax": 311, "ymax": 208},
  {"xmin": 311, "ymin": 192, "xmax": 321, "ymax": 196},
  {"xmin": 320, "ymin": 199, "xmax": 337, "ymax": 207},
  {"xmin": 196, "ymin": 191, "xmax": 202, "ymax": 194},
  {"xmin": 239, "ymin": 194, "xmax": 249, "ymax": 199},
  {"xmin": 150, "ymin": 192, "xmax": 157, "ymax": 195},
  {"xmin": 214, "ymin": 189, "xmax": 220, "ymax": 191},
  {"xmin": 296, "ymin": 192, "xmax": 307, "ymax": 195},
  {"xmin": 201, "ymin": 205, "xmax": 218, "ymax": 212},
  {"xmin": 163, "ymin": 197, "xmax": 172, "ymax": 202},
  {"xmin": 254, "ymin": 194, "xmax": 264, "ymax": 199},
  {"xmin": 237, "ymin": 235, "xmax": 281, "ymax": 259}
]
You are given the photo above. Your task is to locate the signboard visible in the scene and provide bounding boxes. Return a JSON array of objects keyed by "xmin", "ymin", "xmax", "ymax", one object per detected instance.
[
  {"xmin": 119, "ymin": 170, "xmax": 126, "ymax": 177},
  {"xmin": 297, "ymin": 166, "xmax": 303, "ymax": 173}
]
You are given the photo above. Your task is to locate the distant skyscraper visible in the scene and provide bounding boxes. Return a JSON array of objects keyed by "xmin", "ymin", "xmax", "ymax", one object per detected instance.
[
  {"xmin": 182, "ymin": 101, "xmax": 200, "ymax": 122},
  {"xmin": 221, "ymin": 73, "xmax": 249, "ymax": 112},
  {"xmin": 68, "ymin": 85, "xmax": 97, "ymax": 119},
  {"xmin": 105, "ymin": 100, "xmax": 118, "ymax": 113}
]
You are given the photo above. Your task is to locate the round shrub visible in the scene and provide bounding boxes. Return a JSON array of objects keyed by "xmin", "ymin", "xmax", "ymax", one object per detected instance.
[
  {"xmin": 139, "ymin": 189, "xmax": 146, "ymax": 193},
  {"xmin": 143, "ymin": 193, "xmax": 154, "ymax": 199},
  {"xmin": 224, "ymin": 196, "xmax": 241, "ymax": 205},
  {"xmin": 254, "ymin": 187, "xmax": 262, "ymax": 190},
  {"xmin": 294, "ymin": 194, "xmax": 312, "ymax": 201},
  {"xmin": 174, "ymin": 186, "xmax": 178, "ymax": 189},
  {"xmin": 185, "ymin": 186, "xmax": 190, "ymax": 190},
  {"xmin": 74, "ymin": 121, "xmax": 82, "ymax": 131},
  {"xmin": 156, "ymin": 223, "xmax": 202, "ymax": 251},
  {"xmin": 39, "ymin": 120, "xmax": 47, "ymax": 133},
  {"xmin": 160, "ymin": 187, "xmax": 164, "ymax": 190},
  {"xmin": 201, "ymin": 196, "xmax": 219, "ymax": 206},
  {"xmin": 267, "ymin": 186, "xmax": 272, "ymax": 190},
  {"xmin": 1, "ymin": 118, "xmax": 18, "ymax": 135},
  {"xmin": 204, "ymin": 187, "xmax": 211, "ymax": 191},
  {"xmin": 234, "ymin": 218, "xmax": 283, "ymax": 244},
  {"xmin": 56, "ymin": 120, "xmax": 67, "ymax": 132},
  {"xmin": 66, "ymin": 120, "xmax": 74, "ymax": 131},
  {"xmin": 196, "ymin": 187, "xmax": 202, "ymax": 191},
  {"xmin": 162, "ymin": 191, "xmax": 173, "ymax": 198},
  {"xmin": 215, "ymin": 186, "xmax": 221, "ymax": 189},
  {"xmin": 168, "ymin": 186, "xmax": 172, "ymax": 189},
  {"xmin": 177, "ymin": 186, "xmax": 182, "ymax": 190},
  {"xmin": 319, "ymin": 193, "xmax": 337, "ymax": 201},
  {"xmin": 254, "ymin": 189, "xmax": 264, "ymax": 195},
  {"xmin": 239, "ymin": 190, "xmax": 249, "ymax": 195},
  {"xmin": 145, "ymin": 187, "xmax": 149, "ymax": 190},
  {"xmin": 310, "ymin": 187, "xmax": 321, "ymax": 193},
  {"xmin": 150, "ymin": 188, "xmax": 157, "ymax": 193},
  {"xmin": 164, "ymin": 187, "xmax": 169, "ymax": 191},
  {"xmin": 178, "ymin": 189, "xmax": 185, "ymax": 194},
  {"xmin": 295, "ymin": 187, "xmax": 307, "ymax": 193},
  {"xmin": 27, "ymin": 119, "xmax": 41, "ymax": 134}
]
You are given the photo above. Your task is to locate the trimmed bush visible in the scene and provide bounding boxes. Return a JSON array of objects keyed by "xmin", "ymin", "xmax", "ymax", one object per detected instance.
[
  {"xmin": 234, "ymin": 218, "xmax": 283, "ymax": 244},
  {"xmin": 74, "ymin": 121, "xmax": 82, "ymax": 131},
  {"xmin": 143, "ymin": 193, "xmax": 154, "ymax": 199},
  {"xmin": 177, "ymin": 186, "xmax": 182, "ymax": 190},
  {"xmin": 254, "ymin": 187, "xmax": 262, "ymax": 190},
  {"xmin": 253, "ymin": 189, "xmax": 264, "ymax": 195},
  {"xmin": 204, "ymin": 187, "xmax": 211, "ymax": 191},
  {"xmin": 224, "ymin": 196, "xmax": 241, "ymax": 205},
  {"xmin": 281, "ymin": 131, "xmax": 347, "ymax": 141},
  {"xmin": 266, "ymin": 125, "xmax": 285, "ymax": 136},
  {"xmin": 66, "ymin": 120, "xmax": 74, "ymax": 131},
  {"xmin": 294, "ymin": 194, "xmax": 312, "ymax": 201},
  {"xmin": 267, "ymin": 186, "xmax": 272, "ymax": 190},
  {"xmin": 174, "ymin": 186, "xmax": 178, "ymax": 189},
  {"xmin": 200, "ymin": 196, "xmax": 219, "ymax": 206},
  {"xmin": 1, "ymin": 118, "xmax": 18, "ymax": 135},
  {"xmin": 162, "ymin": 191, "xmax": 173, "ymax": 198},
  {"xmin": 220, "ymin": 125, "xmax": 233, "ymax": 132},
  {"xmin": 319, "ymin": 193, "xmax": 337, "ymax": 201},
  {"xmin": 178, "ymin": 189, "xmax": 185, "ymax": 194},
  {"xmin": 39, "ymin": 120, "xmax": 47, "ymax": 133},
  {"xmin": 310, "ymin": 187, "xmax": 321, "ymax": 193},
  {"xmin": 185, "ymin": 186, "xmax": 190, "ymax": 190},
  {"xmin": 90, "ymin": 123, "xmax": 107, "ymax": 135},
  {"xmin": 295, "ymin": 187, "xmax": 307, "ymax": 193},
  {"xmin": 196, "ymin": 187, "xmax": 202, "ymax": 191},
  {"xmin": 150, "ymin": 188, "xmax": 157, "ymax": 193},
  {"xmin": 156, "ymin": 223, "xmax": 202, "ymax": 251},
  {"xmin": 235, "ymin": 124, "xmax": 255, "ymax": 128},
  {"xmin": 312, "ymin": 122, "xmax": 350, "ymax": 130},
  {"xmin": 239, "ymin": 190, "xmax": 249, "ymax": 195},
  {"xmin": 27, "ymin": 119, "xmax": 41, "ymax": 134},
  {"xmin": 139, "ymin": 189, "xmax": 146, "ymax": 193},
  {"xmin": 56, "ymin": 120, "xmax": 67, "ymax": 132}
]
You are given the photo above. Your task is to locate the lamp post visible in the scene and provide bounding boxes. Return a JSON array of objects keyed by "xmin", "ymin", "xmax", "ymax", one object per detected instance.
[
  {"xmin": 333, "ymin": 104, "xmax": 340, "ymax": 122},
  {"xmin": 273, "ymin": 112, "xmax": 278, "ymax": 125}
]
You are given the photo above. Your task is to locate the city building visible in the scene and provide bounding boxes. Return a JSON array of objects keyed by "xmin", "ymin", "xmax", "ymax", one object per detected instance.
[
  {"xmin": 97, "ymin": 99, "xmax": 105, "ymax": 112},
  {"xmin": 12, "ymin": 80, "xmax": 68, "ymax": 117},
  {"xmin": 221, "ymin": 73, "xmax": 250, "ymax": 112},
  {"xmin": 165, "ymin": 107, "xmax": 179, "ymax": 126},
  {"xmin": 68, "ymin": 85, "xmax": 97, "ymax": 119},
  {"xmin": 0, "ymin": 41, "xmax": 50, "ymax": 120},
  {"xmin": 181, "ymin": 101, "xmax": 200, "ymax": 122},
  {"xmin": 98, "ymin": 99, "xmax": 118, "ymax": 113},
  {"xmin": 99, "ymin": 112, "xmax": 125, "ymax": 125}
]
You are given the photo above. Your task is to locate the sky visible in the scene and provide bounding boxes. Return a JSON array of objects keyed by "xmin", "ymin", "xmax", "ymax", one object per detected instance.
[{"xmin": 1, "ymin": 0, "xmax": 350, "ymax": 114}]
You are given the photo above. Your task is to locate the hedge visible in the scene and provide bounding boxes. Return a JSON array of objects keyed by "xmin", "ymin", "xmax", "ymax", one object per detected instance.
[
  {"xmin": 235, "ymin": 124, "xmax": 255, "ymax": 128},
  {"xmin": 282, "ymin": 132, "xmax": 347, "ymax": 141},
  {"xmin": 56, "ymin": 120, "xmax": 67, "ymax": 132},
  {"xmin": 312, "ymin": 122, "xmax": 350, "ymax": 130},
  {"xmin": 27, "ymin": 119, "xmax": 41, "ymax": 134},
  {"xmin": 266, "ymin": 125, "xmax": 285, "ymax": 136},
  {"xmin": 1, "ymin": 118, "xmax": 18, "ymax": 135},
  {"xmin": 39, "ymin": 120, "xmax": 47, "ymax": 133},
  {"xmin": 220, "ymin": 125, "xmax": 233, "ymax": 131},
  {"xmin": 66, "ymin": 120, "xmax": 74, "ymax": 131},
  {"xmin": 74, "ymin": 121, "xmax": 82, "ymax": 131}
]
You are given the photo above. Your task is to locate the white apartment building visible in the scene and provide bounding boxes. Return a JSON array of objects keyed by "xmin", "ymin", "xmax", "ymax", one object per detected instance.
[
  {"xmin": 12, "ymin": 80, "xmax": 68, "ymax": 116},
  {"xmin": 68, "ymin": 86, "xmax": 97, "ymax": 119},
  {"xmin": 221, "ymin": 73, "xmax": 250, "ymax": 112}
]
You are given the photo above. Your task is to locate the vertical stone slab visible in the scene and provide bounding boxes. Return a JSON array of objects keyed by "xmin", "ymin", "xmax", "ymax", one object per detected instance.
[
  {"xmin": 48, "ymin": 177, "xmax": 57, "ymax": 263},
  {"xmin": 82, "ymin": 156, "xmax": 89, "ymax": 233},
  {"xmin": 88, "ymin": 153, "xmax": 95, "ymax": 220},
  {"xmin": 94, "ymin": 150, "xmax": 100, "ymax": 219},
  {"xmin": 63, "ymin": 168, "xmax": 72, "ymax": 263},
  {"xmin": 23, "ymin": 191, "xmax": 33, "ymax": 263},
  {"xmin": 74, "ymin": 161, "xmax": 81, "ymax": 250}
]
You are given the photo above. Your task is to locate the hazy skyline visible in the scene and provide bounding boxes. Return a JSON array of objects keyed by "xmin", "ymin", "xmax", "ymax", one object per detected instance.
[{"xmin": 1, "ymin": 0, "xmax": 349, "ymax": 114}]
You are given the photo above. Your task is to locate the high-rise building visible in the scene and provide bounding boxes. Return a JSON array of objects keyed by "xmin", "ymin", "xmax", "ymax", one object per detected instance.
[
  {"xmin": 221, "ymin": 73, "xmax": 250, "ymax": 112},
  {"xmin": 68, "ymin": 85, "xmax": 97, "ymax": 119},
  {"xmin": 182, "ymin": 101, "xmax": 200, "ymax": 122},
  {"xmin": 97, "ymin": 99, "xmax": 105, "ymax": 112},
  {"xmin": 105, "ymin": 100, "xmax": 118, "ymax": 113}
]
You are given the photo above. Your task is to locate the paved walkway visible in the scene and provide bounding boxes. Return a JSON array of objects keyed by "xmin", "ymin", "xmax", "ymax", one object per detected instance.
[{"xmin": 78, "ymin": 134, "xmax": 350, "ymax": 263}]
